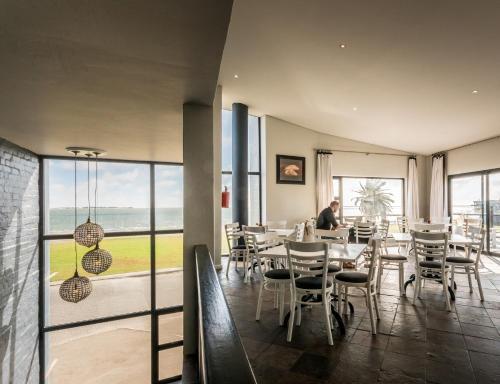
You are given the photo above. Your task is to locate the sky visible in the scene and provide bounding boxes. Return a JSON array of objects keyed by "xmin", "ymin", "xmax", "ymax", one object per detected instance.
[{"xmin": 48, "ymin": 159, "xmax": 182, "ymax": 209}]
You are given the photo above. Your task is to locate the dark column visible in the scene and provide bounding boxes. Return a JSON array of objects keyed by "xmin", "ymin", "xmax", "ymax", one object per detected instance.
[{"xmin": 232, "ymin": 103, "xmax": 248, "ymax": 226}]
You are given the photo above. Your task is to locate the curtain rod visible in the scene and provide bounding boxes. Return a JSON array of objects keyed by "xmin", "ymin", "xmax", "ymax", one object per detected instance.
[
  {"xmin": 315, "ymin": 148, "xmax": 413, "ymax": 158},
  {"xmin": 445, "ymin": 135, "xmax": 500, "ymax": 153}
]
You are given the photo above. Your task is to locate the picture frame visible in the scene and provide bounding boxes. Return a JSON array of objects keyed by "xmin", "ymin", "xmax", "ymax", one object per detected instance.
[{"xmin": 276, "ymin": 155, "xmax": 306, "ymax": 184}]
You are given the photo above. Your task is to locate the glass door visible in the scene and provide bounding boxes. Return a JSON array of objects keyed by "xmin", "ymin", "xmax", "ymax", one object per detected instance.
[
  {"xmin": 488, "ymin": 172, "xmax": 500, "ymax": 255},
  {"xmin": 450, "ymin": 174, "xmax": 484, "ymax": 234}
]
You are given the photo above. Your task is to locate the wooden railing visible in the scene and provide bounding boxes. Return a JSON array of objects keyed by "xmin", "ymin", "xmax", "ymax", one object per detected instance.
[{"xmin": 195, "ymin": 245, "xmax": 257, "ymax": 384}]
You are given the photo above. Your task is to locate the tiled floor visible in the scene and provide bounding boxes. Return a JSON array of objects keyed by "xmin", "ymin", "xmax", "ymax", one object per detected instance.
[{"xmin": 219, "ymin": 252, "xmax": 500, "ymax": 384}]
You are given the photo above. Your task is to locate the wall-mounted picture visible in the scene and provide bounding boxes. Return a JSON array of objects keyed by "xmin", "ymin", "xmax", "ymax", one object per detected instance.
[{"xmin": 276, "ymin": 155, "xmax": 306, "ymax": 184}]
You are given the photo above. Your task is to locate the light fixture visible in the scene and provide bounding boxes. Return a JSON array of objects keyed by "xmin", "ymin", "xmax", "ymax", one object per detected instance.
[
  {"xmin": 339, "ymin": 43, "xmax": 347, "ymax": 48},
  {"xmin": 472, "ymin": 90, "xmax": 479, "ymax": 94},
  {"xmin": 352, "ymin": 107, "xmax": 358, "ymax": 111},
  {"xmin": 234, "ymin": 74, "xmax": 239, "ymax": 79},
  {"xmin": 73, "ymin": 153, "xmax": 104, "ymax": 247},
  {"xmin": 82, "ymin": 152, "xmax": 113, "ymax": 275},
  {"xmin": 59, "ymin": 150, "xmax": 92, "ymax": 303}
]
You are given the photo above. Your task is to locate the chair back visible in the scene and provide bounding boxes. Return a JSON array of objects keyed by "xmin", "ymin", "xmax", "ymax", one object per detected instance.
[
  {"xmin": 413, "ymin": 223, "xmax": 446, "ymax": 232},
  {"xmin": 225, "ymin": 223, "xmax": 241, "ymax": 251},
  {"xmin": 412, "ymin": 231, "xmax": 449, "ymax": 271},
  {"xmin": 267, "ymin": 220, "xmax": 287, "ymax": 229},
  {"xmin": 469, "ymin": 227, "xmax": 486, "ymax": 266},
  {"xmin": 243, "ymin": 225, "xmax": 266, "ymax": 234},
  {"xmin": 315, "ymin": 228, "xmax": 349, "ymax": 245},
  {"xmin": 294, "ymin": 222, "xmax": 305, "ymax": 241},
  {"xmin": 397, "ymin": 217, "xmax": 408, "ymax": 233},
  {"xmin": 464, "ymin": 217, "xmax": 483, "ymax": 237},
  {"xmin": 366, "ymin": 238, "xmax": 382, "ymax": 285},
  {"xmin": 286, "ymin": 241, "xmax": 330, "ymax": 292},
  {"xmin": 354, "ymin": 222, "xmax": 374, "ymax": 243},
  {"xmin": 378, "ymin": 220, "xmax": 390, "ymax": 240}
]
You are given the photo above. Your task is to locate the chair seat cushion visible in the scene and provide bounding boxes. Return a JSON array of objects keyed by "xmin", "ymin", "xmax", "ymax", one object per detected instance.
[
  {"xmin": 232, "ymin": 244, "xmax": 247, "ymax": 250},
  {"xmin": 295, "ymin": 276, "xmax": 332, "ymax": 290},
  {"xmin": 381, "ymin": 254, "xmax": 408, "ymax": 261},
  {"xmin": 335, "ymin": 272, "xmax": 368, "ymax": 283},
  {"xmin": 311, "ymin": 264, "xmax": 342, "ymax": 274},
  {"xmin": 264, "ymin": 269, "xmax": 298, "ymax": 279},
  {"xmin": 419, "ymin": 260, "xmax": 449, "ymax": 269},
  {"xmin": 446, "ymin": 256, "xmax": 474, "ymax": 264}
]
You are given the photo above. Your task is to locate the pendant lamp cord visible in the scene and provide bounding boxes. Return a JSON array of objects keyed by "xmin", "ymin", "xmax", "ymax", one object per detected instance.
[
  {"xmin": 87, "ymin": 155, "xmax": 91, "ymax": 219},
  {"xmin": 74, "ymin": 152, "xmax": 78, "ymax": 271},
  {"xmin": 94, "ymin": 154, "xmax": 98, "ymax": 223}
]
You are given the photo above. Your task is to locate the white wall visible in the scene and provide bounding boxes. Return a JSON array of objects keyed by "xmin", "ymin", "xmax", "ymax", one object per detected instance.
[
  {"xmin": 264, "ymin": 116, "xmax": 412, "ymax": 226},
  {"xmin": 447, "ymin": 136, "xmax": 500, "ymax": 175}
]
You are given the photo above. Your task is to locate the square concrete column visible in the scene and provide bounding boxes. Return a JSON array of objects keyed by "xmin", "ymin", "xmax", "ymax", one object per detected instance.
[{"xmin": 183, "ymin": 102, "xmax": 216, "ymax": 354}]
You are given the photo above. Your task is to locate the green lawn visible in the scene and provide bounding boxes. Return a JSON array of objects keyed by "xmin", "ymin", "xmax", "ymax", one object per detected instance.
[{"xmin": 50, "ymin": 234, "xmax": 183, "ymax": 282}]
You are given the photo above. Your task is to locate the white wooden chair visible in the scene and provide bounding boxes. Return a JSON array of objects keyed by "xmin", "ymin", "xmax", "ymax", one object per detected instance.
[
  {"xmin": 315, "ymin": 228, "xmax": 349, "ymax": 245},
  {"xmin": 354, "ymin": 222, "xmax": 374, "ymax": 243},
  {"xmin": 412, "ymin": 231, "xmax": 451, "ymax": 311},
  {"xmin": 413, "ymin": 223, "xmax": 447, "ymax": 232},
  {"xmin": 225, "ymin": 223, "xmax": 248, "ymax": 277},
  {"xmin": 397, "ymin": 216, "xmax": 408, "ymax": 233},
  {"xmin": 335, "ymin": 239, "xmax": 382, "ymax": 334},
  {"xmin": 286, "ymin": 241, "xmax": 334, "ymax": 345},
  {"xmin": 447, "ymin": 227, "xmax": 485, "ymax": 301}
]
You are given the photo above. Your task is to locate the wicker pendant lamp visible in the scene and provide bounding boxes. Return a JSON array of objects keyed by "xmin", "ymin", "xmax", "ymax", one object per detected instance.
[
  {"xmin": 74, "ymin": 154, "xmax": 104, "ymax": 247},
  {"xmin": 82, "ymin": 153, "xmax": 113, "ymax": 275},
  {"xmin": 60, "ymin": 150, "xmax": 92, "ymax": 303}
]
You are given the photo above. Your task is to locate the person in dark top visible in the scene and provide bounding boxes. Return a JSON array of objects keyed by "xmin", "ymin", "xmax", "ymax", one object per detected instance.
[{"xmin": 316, "ymin": 200, "xmax": 340, "ymax": 230}]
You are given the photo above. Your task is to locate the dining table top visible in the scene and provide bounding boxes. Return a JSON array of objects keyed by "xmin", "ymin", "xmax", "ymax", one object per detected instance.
[
  {"xmin": 391, "ymin": 232, "xmax": 474, "ymax": 245},
  {"xmin": 234, "ymin": 228, "xmax": 296, "ymax": 237},
  {"xmin": 259, "ymin": 242, "xmax": 367, "ymax": 263}
]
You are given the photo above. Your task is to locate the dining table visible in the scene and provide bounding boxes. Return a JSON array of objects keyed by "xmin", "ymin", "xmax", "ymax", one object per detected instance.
[{"xmin": 259, "ymin": 242, "xmax": 368, "ymax": 334}]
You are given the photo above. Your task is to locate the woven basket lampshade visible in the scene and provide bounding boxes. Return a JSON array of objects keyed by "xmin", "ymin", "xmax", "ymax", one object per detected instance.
[
  {"xmin": 82, "ymin": 243, "xmax": 112, "ymax": 275},
  {"xmin": 59, "ymin": 271, "xmax": 92, "ymax": 303},
  {"xmin": 74, "ymin": 218, "xmax": 104, "ymax": 247}
]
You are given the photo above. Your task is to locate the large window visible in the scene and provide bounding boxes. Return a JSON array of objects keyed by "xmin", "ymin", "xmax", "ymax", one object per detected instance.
[
  {"xmin": 41, "ymin": 159, "xmax": 183, "ymax": 384},
  {"xmin": 221, "ymin": 110, "xmax": 262, "ymax": 253},
  {"xmin": 334, "ymin": 177, "xmax": 404, "ymax": 223},
  {"xmin": 449, "ymin": 170, "xmax": 500, "ymax": 255}
]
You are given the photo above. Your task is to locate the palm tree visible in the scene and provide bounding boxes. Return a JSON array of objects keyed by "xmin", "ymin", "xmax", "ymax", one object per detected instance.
[{"xmin": 352, "ymin": 180, "xmax": 394, "ymax": 220}]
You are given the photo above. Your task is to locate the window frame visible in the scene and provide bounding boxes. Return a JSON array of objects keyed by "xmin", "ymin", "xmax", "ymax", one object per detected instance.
[{"xmin": 39, "ymin": 156, "xmax": 184, "ymax": 384}]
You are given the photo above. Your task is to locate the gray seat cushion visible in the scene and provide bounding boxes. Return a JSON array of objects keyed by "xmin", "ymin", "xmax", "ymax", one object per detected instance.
[
  {"xmin": 381, "ymin": 254, "xmax": 408, "ymax": 261},
  {"xmin": 295, "ymin": 276, "xmax": 332, "ymax": 290},
  {"xmin": 311, "ymin": 264, "xmax": 342, "ymax": 274},
  {"xmin": 335, "ymin": 272, "xmax": 368, "ymax": 283},
  {"xmin": 419, "ymin": 260, "xmax": 449, "ymax": 269},
  {"xmin": 264, "ymin": 269, "xmax": 298, "ymax": 279},
  {"xmin": 446, "ymin": 257, "xmax": 474, "ymax": 264}
]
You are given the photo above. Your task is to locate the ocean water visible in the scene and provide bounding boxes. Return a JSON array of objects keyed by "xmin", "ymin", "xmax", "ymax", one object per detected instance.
[{"xmin": 48, "ymin": 207, "xmax": 183, "ymax": 233}]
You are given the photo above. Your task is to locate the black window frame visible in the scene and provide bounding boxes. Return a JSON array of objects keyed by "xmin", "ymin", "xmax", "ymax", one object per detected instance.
[{"xmin": 39, "ymin": 156, "xmax": 184, "ymax": 384}]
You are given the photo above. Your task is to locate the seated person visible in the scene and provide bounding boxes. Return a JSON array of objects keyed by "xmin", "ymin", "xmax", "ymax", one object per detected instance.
[{"xmin": 316, "ymin": 200, "xmax": 340, "ymax": 230}]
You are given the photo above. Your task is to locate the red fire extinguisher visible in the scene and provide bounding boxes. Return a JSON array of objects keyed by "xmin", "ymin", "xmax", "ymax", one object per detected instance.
[{"xmin": 222, "ymin": 186, "xmax": 230, "ymax": 208}]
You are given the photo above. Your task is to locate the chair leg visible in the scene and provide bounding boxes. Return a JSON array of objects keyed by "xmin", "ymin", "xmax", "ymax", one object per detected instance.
[
  {"xmin": 443, "ymin": 271, "xmax": 451, "ymax": 311},
  {"xmin": 256, "ymin": 282, "xmax": 264, "ymax": 321},
  {"xmin": 343, "ymin": 286, "xmax": 349, "ymax": 315},
  {"xmin": 243, "ymin": 254, "xmax": 249, "ymax": 283},
  {"xmin": 413, "ymin": 271, "xmax": 420, "ymax": 305},
  {"xmin": 466, "ymin": 267, "xmax": 473, "ymax": 293},
  {"xmin": 373, "ymin": 291, "xmax": 380, "ymax": 319},
  {"xmin": 475, "ymin": 268, "xmax": 484, "ymax": 301},
  {"xmin": 323, "ymin": 295, "xmax": 334, "ymax": 345},
  {"xmin": 297, "ymin": 300, "xmax": 302, "ymax": 326},
  {"xmin": 287, "ymin": 296, "xmax": 296, "ymax": 342},
  {"xmin": 225, "ymin": 252, "xmax": 232, "ymax": 277},
  {"xmin": 399, "ymin": 263, "xmax": 405, "ymax": 296},
  {"xmin": 274, "ymin": 287, "xmax": 279, "ymax": 309},
  {"xmin": 377, "ymin": 261, "xmax": 383, "ymax": 294},
  {"xmin": 367, "ymin": 290, "xmax": 376, "ymax": 335},
  {"xmin": 450, "ymin": 266, "xmax": 455, "ymax": 293},
  {"xmin": 279, "ymin": 284, "xmax": 286, "ymax": 326}
]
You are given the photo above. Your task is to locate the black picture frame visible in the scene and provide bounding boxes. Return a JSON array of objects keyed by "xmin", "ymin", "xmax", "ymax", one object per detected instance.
[{"xmin": 276, "ymin": 155, "xmax": 306, "ymax": 184}]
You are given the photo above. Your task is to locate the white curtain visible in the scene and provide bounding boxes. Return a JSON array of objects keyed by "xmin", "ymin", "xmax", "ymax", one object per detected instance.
[
  {"xmin": 430, "ymin": 155, "xmax": 446, "ymax": 218},
  {"xmin": 316, "ymin": 152, "xmax": 333, "ymax": 214},
  {"xmin": 406, "ymin": 157, "xmax": 419, "ymax": 219}
]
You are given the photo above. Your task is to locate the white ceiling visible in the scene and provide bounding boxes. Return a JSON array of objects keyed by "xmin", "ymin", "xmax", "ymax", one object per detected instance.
[
  {"xmin": 0, "ymin": 0, "xmax": 232, "ymax": 162},
  {"xmin": 220, "ymin": 0, "xmax": 500, "ymax": 155}
]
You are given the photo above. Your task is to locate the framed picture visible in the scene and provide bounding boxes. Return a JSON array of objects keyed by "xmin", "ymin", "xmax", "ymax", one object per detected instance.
[{"xmin": 276, "ymin": 155, "xmax": 306, "ymax": 184}]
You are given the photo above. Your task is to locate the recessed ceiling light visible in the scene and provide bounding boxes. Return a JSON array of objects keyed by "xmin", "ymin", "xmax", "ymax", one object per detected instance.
[
  {"xmin": 339, "ymin": 43, "xmax": 347, "ymax": 49},
  {"xmin": 352, "ymin": 107, "xmax": 358, "ymax": 111},
  {"xmin": 472, "ymin": 90, "xmax": 478, "ymax": 94},
  {"xmin": 234, "ymin": 74, "xmax": 239, "ymax": 79}
]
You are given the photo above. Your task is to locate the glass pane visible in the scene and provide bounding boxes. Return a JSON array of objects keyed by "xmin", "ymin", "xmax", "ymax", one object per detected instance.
[
  {"xmin": 248, "ymin": 115, "xmax": 260, "ymax": 172},
  {"xmin": 46, "ymin": 316, "xmax": 151, "ymax": 384},
  {"xmin": 341, "ymin": 178, "xmax": 403, "ymax": 220},
  {"xmin": 222, "ymin": 109, "xmax": 232, "ymax": 172},
  {"xmin": 489, "ymin": 172, "xmax": 500, "ymax": 253},
  {"xmin": 221, "ymin": 174, "xmax": 233, "ymax": 254},
  {"xmin": 332, "ymin": 178, "xmax": 340, "ymax": 201},
  {"xmin": 159, "ymin": 346, "xmax": 183, "ymax": 381},
  {"xmin": 155, "ymin": 165, "xmax": 183, "ymax": 230},
  {"xmin": 450, "ymin": 175, "xmax": 483, "ymax": 228},
  {"xmin": 156, "ymin": 234, "xmax": 183, "ymax": 308},
  {"xmin": 46, "ymin": 159, "xmax": 150, "ymax": 234},
  {"xmin": 158, "ymin": 312, "xmax": 183, "ymax": 345},
  {"xmin": 248, "ymin": 175, "xmax": 260, "ymax": 225},
  {"xmin": 46, "ymin": 236, "xmax": 150, "ymax": 326}
]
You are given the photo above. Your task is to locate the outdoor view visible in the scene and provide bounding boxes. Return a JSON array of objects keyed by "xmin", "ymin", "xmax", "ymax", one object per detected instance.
[{"xmin": 44, "ymin": 159, "xmax": 183, "ymax": 383}]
